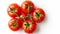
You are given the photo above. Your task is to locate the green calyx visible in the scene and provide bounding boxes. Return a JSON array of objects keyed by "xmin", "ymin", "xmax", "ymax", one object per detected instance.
[
  {"xmin": 25, "ymin": 22, "xmax": 30, "ymax": 29},
  {"xmin": 10, "ymin": 8, "xmax": 16, "ymax": 13},
  {"xmin": 35, "ymin": 13, "xmax": 40, "ymax": 18},
  {"xmin": 10, "ymin": 8, "xmax": 20, "ymax": 19},
  {"xmin": 13, "ymin": 20, "xmax": 17, "ymax": 27}
]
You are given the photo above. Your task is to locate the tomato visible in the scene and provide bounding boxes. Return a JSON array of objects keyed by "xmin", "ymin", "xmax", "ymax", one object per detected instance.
[
  {"xmin": 8, "ymin": 18, "xmax": 21, "ymax": 31},
  {"xmin": 22, "ymin": 19, "xmax": 36, "ymax": 33},
  {"xmin": 21, "ymin": 1, "xmax": 35, "ymax": 14},
  {"xmin": 32, "ymin": 8, "xmax": 45, "ymax": 23},
  {"xmin": 7, "ymin": 3, "xmax": 21, "ymax": 17}
]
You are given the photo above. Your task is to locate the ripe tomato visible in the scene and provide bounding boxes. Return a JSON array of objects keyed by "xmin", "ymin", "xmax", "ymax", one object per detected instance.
[
  {"xmin": 32, "ymin": 8, "xmax": 45, "ymax": 23},
  {"xmin": 21, "ymin": 1, "xmax": 35, "ymax": 14},
  {"xmin": 22, "ymin": 19, "xmax": 36, "ymax": 33},
  {"xmin": 8, "ymin": 18, "xmax": 21, "ymax": 31},
  {"xmin": 7, "ymin": 3, "xmax": 21, "ymax": 17}
]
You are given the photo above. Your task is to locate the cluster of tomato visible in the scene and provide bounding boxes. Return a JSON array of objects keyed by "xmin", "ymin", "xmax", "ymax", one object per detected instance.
[{"xmin": 7, "ymin": 0, "xmax": 45, "ymax": 33}]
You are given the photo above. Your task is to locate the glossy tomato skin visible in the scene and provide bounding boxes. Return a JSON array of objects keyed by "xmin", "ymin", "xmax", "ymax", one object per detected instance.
[
  {"xmin": 21, "ymin": 1, "xmax": 35, "ymax": 14},
  {"xmin": 8, "ymin": 18, "xmax": 21, "ymax": 31},
  {"xmin": 7, "ymin": 3, "xmax": 21, "ymax": 17},
  {"xmin": 22, "ymin": 19, "xmax": 36, "ymax": 33},
  {"xmin": 32, "ymin": 8, "xmax": 45, "ymax": 23}
]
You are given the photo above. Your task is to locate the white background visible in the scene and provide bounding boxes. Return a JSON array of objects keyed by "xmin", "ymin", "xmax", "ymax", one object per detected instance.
[{"xmin": 0, "ymin": 0, "xmax": 60, "ymax": 34}]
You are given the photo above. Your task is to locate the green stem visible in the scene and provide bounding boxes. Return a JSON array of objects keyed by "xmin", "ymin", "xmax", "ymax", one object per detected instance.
[
  {"xmin": 28, "ymin": 5, "xmax": 31, "ymax": 13},
  {"xmin": 27, "ymin": 5, "xmax": 32, "ymax": 19}
]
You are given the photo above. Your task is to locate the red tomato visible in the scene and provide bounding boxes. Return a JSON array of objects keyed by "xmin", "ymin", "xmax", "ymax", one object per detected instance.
[
  {"xmin": 32, "ymin": 8, "xmax": 45, "ymax": 23},
  {"xmin": 21, "ymin": 1, "xmax": 35, "ymax": 14},
  {"xmin": 8, "ymin": 18, "xmax": 21, "ymax": 31},
  {"xmin": 7, "ymin": 3, "xmax": 21, "ymax": 17},
  {"xmin": 22, "ymin": 19, "xmax": 36, "ymax": 33}
]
